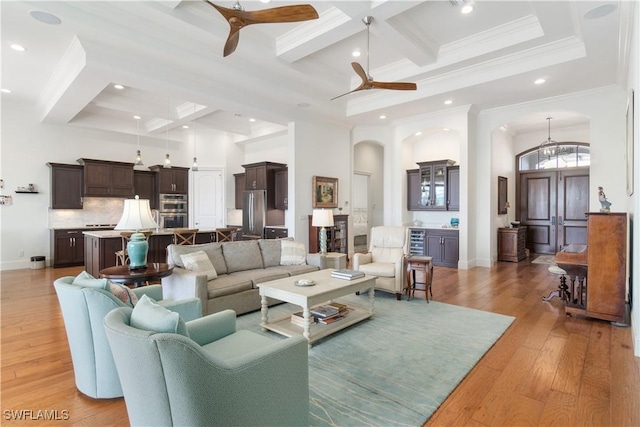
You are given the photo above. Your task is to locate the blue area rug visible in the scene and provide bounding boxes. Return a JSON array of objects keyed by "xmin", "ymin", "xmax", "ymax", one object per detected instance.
[{"xmin": 237, "ymin": 291, "xmax": 514, "ymax": 427}]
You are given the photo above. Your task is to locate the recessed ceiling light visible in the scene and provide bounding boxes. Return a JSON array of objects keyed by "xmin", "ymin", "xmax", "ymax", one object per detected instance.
[
  {"xmin": 352, "ymin": 50, "xmax": 361, "ymax": 58},
  {"xmin": 249, "ymin": 118, "xmax": 256, "ymax": 122},
  {"xmin": 444, "ymin": 99, "xmax": 453, "ymax": 105},
  {"xmin": 10, "ymin": 44, "xmax": 26, "ymax": 52},
  {"xmin": 29, "ymin": 10, "xmax": 61, "ymax": 25},
  {"xmin": 461, "ymin": 2, "xmax": 474, "ymax": 14},
  {"xmin": 379, "ymin": 115, "xmax": 386, "ymax": 120},
  {"xmin": 182, "ymin": 125, "xmax": 189, "ymax": 129},
  {"xmin": 443, "ymin": 127, "xmax": 450, "ymax": 131},
  {"xmin": 1, "ymin": 88, "xmax": 12, "ymax": 94},
  {"xmin": 584, "ymin": 4, "xmax": 616, "ymax": 19},
  {"xmin": 113, "ymin": 84, "xmax": 124, "ymax": 90},
  {"xmin": 133, "ymin": 115, "xmax": 141, "ymax": 120},
  {"xmin": 415, "ymin": 131, "xmax": 422, "ymax": 136},
  {"xmin": 534, "ymin": 78, "xmax": 546, "ymax": 85}
]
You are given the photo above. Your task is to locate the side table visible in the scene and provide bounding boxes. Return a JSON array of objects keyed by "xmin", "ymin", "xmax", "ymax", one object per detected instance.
[
  {"xmin": 100, "ymin": 263, "xmax": 173, "ymax": 288},
  {"xmin": 324, "ymin": 252, "xmax": 347, "ymax": 270},
  {"xmin": 406, "ymin": 255, "xmax": 433, "ymax": 302}
]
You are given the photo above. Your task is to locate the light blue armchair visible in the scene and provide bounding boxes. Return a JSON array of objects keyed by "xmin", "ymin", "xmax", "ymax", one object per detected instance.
[
  {"xmin": 53, "ymin": 276, "xmax": 201, "ymax": 399},
  {"xmin": 104, "ymin": 307, "xmax": 310, "ymax": 426}
]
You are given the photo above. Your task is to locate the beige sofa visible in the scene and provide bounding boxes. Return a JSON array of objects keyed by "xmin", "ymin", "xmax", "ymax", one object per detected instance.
[{"xmin": 162, "ymin": 239, "xmax": 325, "ymax": 316}]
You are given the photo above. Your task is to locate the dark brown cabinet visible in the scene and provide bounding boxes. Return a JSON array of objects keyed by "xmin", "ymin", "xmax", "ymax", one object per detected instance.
[
  {"xmin": 498, "ymin": 227, "xmax": 527, "ymax": 262},
  {"xmin": 308, "ymin": 214, "xmax": 348, "ymax": 257},
  {"xmin": 47, "ymin": 163, "xmax": 83, "ymax": 209},
  {"xmin": 242, "ymin": 162, "xmax": 286, "ymax": 191},
  {"xmin": 407, "ymin": 160, "xmax": 458, "ymax": 211},
  {"xmin": 149, "ymin": 166, "xmax": 189, "ymax": 194},
  {"xmin": 195, "ymin": 231, "xmax": 217, "ymax": 244},
  {"xmin": 51, "ymin": 229, "xmax": 85, "ymax": 267},
  {"xmin": 134, "ymin": 171, "xmax": 156, "ymax": 209},
  {"xmin": 234, "ymin": 173, "xmax": 245, "ymax": 209},
  {"xmin": 265, "ymin": 227, "xmax": 288, "ymax": 239},
  {"xmin": 275, "ymin": 169, "xmax": 288, "ymax": 209},
  {"xmin": 77, "ymin": 159, "xmax": 135, "ymax": 197}
]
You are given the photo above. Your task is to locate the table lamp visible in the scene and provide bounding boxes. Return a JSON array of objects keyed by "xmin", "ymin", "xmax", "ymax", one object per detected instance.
[
  {"xmin": 312, "ymin": 209, "xmax": 334, "ymax": 255},
  {"xmin": 115, "ymin": 196, "xmax": 158, "ymax": 270}
]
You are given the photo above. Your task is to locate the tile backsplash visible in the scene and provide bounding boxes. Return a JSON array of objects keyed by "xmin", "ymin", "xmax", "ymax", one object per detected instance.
[{"xmin": 48, "ymin": 198, "xmax": 125, "ymax": 228}]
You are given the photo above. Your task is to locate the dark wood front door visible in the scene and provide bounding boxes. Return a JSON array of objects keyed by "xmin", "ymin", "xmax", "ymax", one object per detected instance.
[{"xmin": 519, "ymin": 168, "xmax": 589, "ymax": 254}]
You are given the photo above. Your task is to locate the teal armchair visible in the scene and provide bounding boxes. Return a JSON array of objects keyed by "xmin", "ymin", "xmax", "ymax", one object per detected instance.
[
  {"xmin": 104, "ymin": 307, "xmax": 309, "ymax": 426},
  {"xmin": 53, "ymin": 276, "xmax": 201, "ymax": 399}
]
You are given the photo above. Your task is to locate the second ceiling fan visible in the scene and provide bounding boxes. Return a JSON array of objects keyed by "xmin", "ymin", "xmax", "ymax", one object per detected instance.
[
  {"xmin": 332, "ymin": 16, "xmax": 417, "ymax": 100},
  {"xmin": 205, "ymin": 0, "xmax": 319, "ymax": 57}
]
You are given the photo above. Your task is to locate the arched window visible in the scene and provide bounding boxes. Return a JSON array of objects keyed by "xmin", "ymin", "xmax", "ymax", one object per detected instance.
[{"xmin": 518, "ymin": 143, "xmax": 590, "ymax": 171}]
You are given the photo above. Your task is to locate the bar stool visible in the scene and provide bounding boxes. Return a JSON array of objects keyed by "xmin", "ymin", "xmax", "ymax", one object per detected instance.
[
  {"xmin": 215, "ymin": 227, "xmax": 237, "ymax": 242},
  {"xmin": 173, "ymin": 228, "xmax": 198, "ymax": 245},
  {"xmin": 406, "ymin": 255, "xmax": 433, "ymax": 302}
]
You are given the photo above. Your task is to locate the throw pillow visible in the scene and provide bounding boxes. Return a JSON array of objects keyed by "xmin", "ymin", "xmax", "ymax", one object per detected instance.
[
  {"xmin": 180, "ymin": 250, "xmax": 218, "ymax": 280},
  {"xmin": 107, "ymin": 281, "xmax": 139, "ymax": 307},
  {"xmin": 130, "ymin": 295, "xmax": 189, "ymax": 337},
  {"xmin": 72, "ymin": 271, "xmax": 108, "ymax": 289},
  {"xmin": 280, "ymin": 240, "xmax": 307, "ymax": 265}
]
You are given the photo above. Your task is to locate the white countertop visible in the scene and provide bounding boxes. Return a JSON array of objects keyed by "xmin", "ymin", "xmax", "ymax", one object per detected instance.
[{"xmin": 83, "ymin": 229, "xmax": 217, "ymax": 238}]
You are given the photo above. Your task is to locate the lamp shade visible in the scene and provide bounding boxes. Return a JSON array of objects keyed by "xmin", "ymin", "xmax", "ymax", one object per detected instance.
[
  {"xmin": 115, "ymin": 197, "xmax": 157, "ymax": 231},
  {"xmin": 312, "ymin": 209, "xmax": 334, "ymax": 227}
]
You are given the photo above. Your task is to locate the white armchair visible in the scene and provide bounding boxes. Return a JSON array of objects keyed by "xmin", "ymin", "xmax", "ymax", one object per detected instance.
[{"xmin": 353, "ymin": 226, "xmax": 410, "ymax": 300}]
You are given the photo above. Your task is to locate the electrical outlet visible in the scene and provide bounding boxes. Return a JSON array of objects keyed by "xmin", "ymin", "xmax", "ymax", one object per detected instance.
[{"xmin": 18, "ymin": 250, "xmax": 25, "ymax": 257}]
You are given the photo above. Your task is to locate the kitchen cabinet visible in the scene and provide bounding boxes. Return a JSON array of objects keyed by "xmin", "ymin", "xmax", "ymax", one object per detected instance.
[
  {"xmin": 265, "ymin": 227, "xmax": 288, "ymax": 239},
  {"xmin": 134, "ymin": 171, "xmax": 156, "ymax": 209},
  {"xmin": 497, "ymin": 227, "xmax": 527, "ymax": 262},
  {"xmin": 308, "ymin": 214, "xmax": 348, "ymax": 257},
  {"xmin": 51, "ymin": 229, "xmax": 85, "ymax": 267},
  {"xmin": 410, "ymin": 228, "xmax": 459, "ymax": 268},
  {"xmin": 234, "ymin": 173, "xmax": 245, "ymax": 209},
  {"xmin": 275, "ymin": 168, "xmax": 288, "ymax": 209},
  {"xmin": 407, "ymin": 160, "xmax": 457, "ymax": 211},
  {"xmin": 447, "ymin": 166, "xmax": 460, "ymax": 211},
  {"xmin": 196, "ymin": 231, "xmax": 217, "ymax": 244},
  {"xmin": 47, "ymin": 163, "xmax": 83, "ymax": 209},
  {"xmin": 77, "ymin": 159, "xmax": 135, "ymax": 198},
  {"xmin": 242, "ymin": 161, "xmax": 286, "ymax": 191},
  {"xmin": 149, "ymin": 166, "xmax": 189, "ymax": 194}
]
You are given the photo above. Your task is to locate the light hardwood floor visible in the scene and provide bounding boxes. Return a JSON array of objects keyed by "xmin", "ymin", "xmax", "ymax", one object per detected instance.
[{"xmin": 1, "ymin": 261, "xmax": 639, "ymax": 426}]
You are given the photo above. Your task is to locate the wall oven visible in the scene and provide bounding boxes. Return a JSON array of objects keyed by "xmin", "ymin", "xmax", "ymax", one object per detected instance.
[
  {"xmin": 159, "ymin": 194, "xmax": 188, "ymax": 212},
  {"xmin": 159, "ymin": 213, "xmax": 187, "ymax": 229}
]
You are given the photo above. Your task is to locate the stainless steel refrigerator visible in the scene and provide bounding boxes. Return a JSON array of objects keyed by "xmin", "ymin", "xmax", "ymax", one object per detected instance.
[{"xmin": 242, "ymin": 190, "xmax": 266, "ymax": 239}]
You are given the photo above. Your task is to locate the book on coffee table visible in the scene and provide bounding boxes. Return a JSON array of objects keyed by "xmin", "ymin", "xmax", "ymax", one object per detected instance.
[
  {"xmin": 331, "ymin": 269, "xmax": 365, "ymax": 280},
  {"xmin": 291, "ymin": 311, "xmax": 316, "ymax": 326},
  {"xmin": 310, "ymin": 305, "xmax": 339, "ymax": 318}
]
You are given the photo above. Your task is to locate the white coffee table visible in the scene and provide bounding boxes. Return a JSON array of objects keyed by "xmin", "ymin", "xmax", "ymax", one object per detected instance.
[{"xmin": 257, "ymin": 269, "xmax": 376, "ymax": 346}]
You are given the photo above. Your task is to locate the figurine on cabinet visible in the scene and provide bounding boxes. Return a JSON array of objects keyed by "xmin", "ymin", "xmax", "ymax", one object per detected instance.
[{"xmin": 598, "ymin": 186, "xmax": 611, "ymax": 212}]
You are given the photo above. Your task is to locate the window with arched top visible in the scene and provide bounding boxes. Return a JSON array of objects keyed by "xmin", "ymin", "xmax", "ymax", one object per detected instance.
[{"xmin": 518, "ymin": 143, "xmax": 590, "ymax": 171}]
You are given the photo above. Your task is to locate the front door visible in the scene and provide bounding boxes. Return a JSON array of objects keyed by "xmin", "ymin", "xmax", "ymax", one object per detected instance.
[{"xmin": 519, "ymin": 168, "xmax": 589, "ymax": 254}]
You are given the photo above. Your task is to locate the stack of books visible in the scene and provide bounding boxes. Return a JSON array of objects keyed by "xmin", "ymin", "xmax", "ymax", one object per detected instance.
[
  {"xmin": 331, "ymin": 269, "xmax": 365, "ymax": 280},
  {"xmin": 290, "ymin": 311, "xmax": 316, "ymax": 326},
  {"xmin": 310, "ymin": 302, "xmax": 351, "ymax": 325}
]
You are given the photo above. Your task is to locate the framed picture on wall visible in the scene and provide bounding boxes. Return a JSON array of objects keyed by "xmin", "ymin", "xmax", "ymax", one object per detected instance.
[
  {"xmin": 498, "ymin": 176, "xmax": 508, "ymax": 215},
  {"xmin": 312, "ymin": 176, "xmax": 338, "ymax": 208}
]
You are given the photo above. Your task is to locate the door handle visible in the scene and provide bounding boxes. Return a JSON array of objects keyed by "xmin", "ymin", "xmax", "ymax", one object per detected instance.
[
  {"xmin": 551, "ymin": 216, "xmax": 556, "ymax": 225},
  {"xmin": 558, "ymin": 216, "xmax": 563, "ymax": 226}
]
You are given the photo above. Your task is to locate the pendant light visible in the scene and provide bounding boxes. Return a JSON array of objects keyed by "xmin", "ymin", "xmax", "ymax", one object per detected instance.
[
  {"xmin": 164, "ymin": 97, "xmax": 172, "ymax": 169},
  {"xmin": 538, "ymin": 117, "xmax": 558, "ymax": 157},
  {"xmin": 134, "ymin": 114, "xmax": 144, "ymax": 166},
  {"xmin": 192, "ymin": 104, "xmax": 198, "ymax": 171}
]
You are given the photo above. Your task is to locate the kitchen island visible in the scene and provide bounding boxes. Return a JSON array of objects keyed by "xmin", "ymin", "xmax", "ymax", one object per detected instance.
[{"xmin": 83, "ymin": 229, "xmax": 216, "ymax": 277}]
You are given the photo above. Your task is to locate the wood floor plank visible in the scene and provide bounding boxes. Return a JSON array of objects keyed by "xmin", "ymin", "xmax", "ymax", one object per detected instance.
[
  {"xmin": 517, "ymin": 335, "xmax": 567, "ymax": 403},
  {"xmin": 551, "ymin": 333, "xmax": 589, "ymax": 395}
]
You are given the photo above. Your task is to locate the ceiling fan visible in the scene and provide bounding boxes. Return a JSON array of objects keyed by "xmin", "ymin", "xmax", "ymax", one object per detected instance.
[
  {"xmin": 205, "ymin": 0, "xmax": 319, "ymax": 57},
  {"xmin": 331, "ymin": 16, "xmax": 417, "ymax": 100}
]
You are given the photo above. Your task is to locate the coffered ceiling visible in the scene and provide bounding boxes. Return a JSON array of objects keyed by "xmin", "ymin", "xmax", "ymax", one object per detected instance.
[{"xmin": 1, "ymin": 1, "xmax": 633, "ymax": 144}]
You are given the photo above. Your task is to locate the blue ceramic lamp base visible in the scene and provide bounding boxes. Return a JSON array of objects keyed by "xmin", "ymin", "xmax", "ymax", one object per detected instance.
[{"xmin": 127, "ymin": 231, "xmax": 149, "ymax": 270}]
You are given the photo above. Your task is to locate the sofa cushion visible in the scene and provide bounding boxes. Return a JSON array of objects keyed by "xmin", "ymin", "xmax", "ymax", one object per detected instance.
[
  {"xmin": 130, "ymin": 295, "xmax": 189, "ymax": 336},
  {"xmin": 280, "ymin": 240, "xmax": 307, "ymax": 265},
  {"xmin": 273, "ymin": 264, "xmax": 320, "ymax": 276},
  {"xmin": 357, "ymin": 262, "xmax": 395, "ymax": 278},
  {"xmin": 229, "ymin": 269, "xmax": 289, "ymax": 287},
  {"xmin": 167, "ymin": 243, "xmax": 227, "ymax": 275},
  {"xmin": 72, "ymin": 271, "xmax": 108, "ymax": 289},
  {"xmin": 258, "ymin": 239, "xmax": 281, "ymax": 268},
  {"xmin": 181, "ymin": 250, "xmax": 218, "ymax": 280},
  {"xmin": 222, "ymin": 240, "xmax": 264, "ymax": 273},
  {"xmin": 206, "ymin": 274, "xmax": 254, "ymax": 299}
]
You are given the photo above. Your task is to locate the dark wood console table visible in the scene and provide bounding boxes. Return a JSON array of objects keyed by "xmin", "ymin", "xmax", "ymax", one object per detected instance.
[{"xmin": 100, "ymin": 263, "xmax": 173, "ymax": 288}]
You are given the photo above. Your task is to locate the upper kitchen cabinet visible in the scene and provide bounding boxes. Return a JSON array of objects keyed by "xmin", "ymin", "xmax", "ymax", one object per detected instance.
[
  {"xmin": 77, "ymin": 159, "xmax": 134, "ymax": 198},
  {"xmin": 134, "ymin": 170, "xmax": 156, "ymax": 209},
  {"xmin": 242, "ymin": 161, "xmax": 286, "ymax": 191},
  {"xmin": 275, "ymin": 168, "xmax": 288, "ymax": 209},
  {"xmin": 407, "ymin": 160, "xmax": 457, "ymax": 211},
  {"xmin": 149, "ymin": 166, "xmax": 189, "ymax": 194},
  {"xmin": 234, "ymin": 173, "xmax": 245, "ymax": 209},
  {"xmin": 446, "ymin": 166, "xmax": 460, "ymax": 211},
  {"xmin": 47, "ymin": 163, "xmax": 83, "ymax": 209}
]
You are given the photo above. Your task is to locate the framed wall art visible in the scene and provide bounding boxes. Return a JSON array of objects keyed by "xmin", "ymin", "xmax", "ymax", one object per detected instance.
[
  {"xmin": 498, "ymin": 176, "xmax": 508, "ymax": 215},
  {"xmin": 312, "ymin": 176, "xmax": 338, "ymax": 208}
]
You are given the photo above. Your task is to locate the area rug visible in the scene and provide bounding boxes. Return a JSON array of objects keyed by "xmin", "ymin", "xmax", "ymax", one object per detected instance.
[
  {"xmin": 236, "ymin": 292, "xmax": 515, "ymax": 427},
  {"xmin": 532, "ymin": 255, "xmax": 556, "ymax": 265}
]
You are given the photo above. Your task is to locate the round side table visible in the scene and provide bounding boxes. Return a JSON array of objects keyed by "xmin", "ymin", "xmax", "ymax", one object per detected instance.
[
  {"xmin": 100, "ymin": 263, "xmax": 173, "ymax": 288},
  {"xmin": 406, "ymin": 255, "xmax": 433, "ymax": 302}
]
